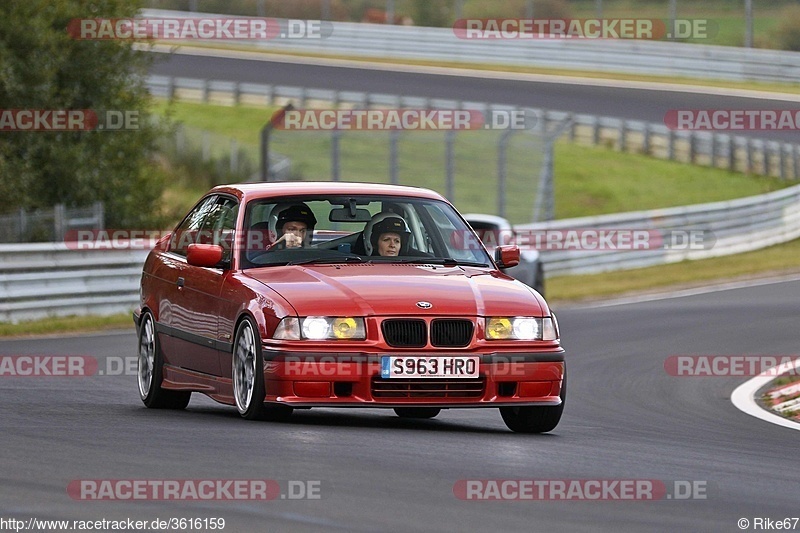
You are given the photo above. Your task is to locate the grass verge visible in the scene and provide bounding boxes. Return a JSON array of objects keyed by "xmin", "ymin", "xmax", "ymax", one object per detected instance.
[
  {"xmin": 151, "ymin": 99, "xmax": 791, "ymax": 223},
  {"xmin": 0, "ymin": 313, "xmax": 133, "ymax": 338},
  {"xmin": 546, "ymin": 238, "xmax": 800, "ymax": 304}
]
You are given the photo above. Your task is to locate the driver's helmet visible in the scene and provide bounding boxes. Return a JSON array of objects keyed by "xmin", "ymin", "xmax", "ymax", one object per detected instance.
[{"xmin": 270, "ymin": 203, "xmax": 317, "ymax": 247}]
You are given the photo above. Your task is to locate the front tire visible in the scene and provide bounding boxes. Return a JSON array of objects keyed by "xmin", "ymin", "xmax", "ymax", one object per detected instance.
[
  {"xmin": 137, "ymin": 311, "xmax": 191, "ymax": 410},
  {"xmin": 394, "ymin": 407, "xmax": 441, "ymax": 419},
  {"xmin": 499, "ymin": 372, "xmax": 565, "ymax": 433},
  {"xmin": 232, "ymin": 318, "xmax": 292, "ymax": 421}
]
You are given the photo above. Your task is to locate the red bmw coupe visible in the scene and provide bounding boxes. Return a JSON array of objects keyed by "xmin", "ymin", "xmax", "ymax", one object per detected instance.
[{"xmin": 134, "ymin": 182, "xmax": 565, "ymax": 433}]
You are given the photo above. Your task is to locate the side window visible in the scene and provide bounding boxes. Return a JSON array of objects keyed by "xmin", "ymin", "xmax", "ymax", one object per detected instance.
[
  {"xmin": 200, "ymin": 197, "xmax": 238, "ymax": 263},
  {"xmin": 169, "ymin": 195, "xmax": 218, "ymax": 257}
]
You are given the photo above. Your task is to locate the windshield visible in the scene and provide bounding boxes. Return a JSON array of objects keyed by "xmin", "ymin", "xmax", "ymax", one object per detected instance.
[{"xmin": 239, "ymin": 195, "xmax": 492, "ymax": 269}]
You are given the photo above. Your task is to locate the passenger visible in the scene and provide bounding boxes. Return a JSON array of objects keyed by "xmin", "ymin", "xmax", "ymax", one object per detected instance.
[{"xmin": 364, "ymin": 213, "xmax": 411, "ymax": 256}]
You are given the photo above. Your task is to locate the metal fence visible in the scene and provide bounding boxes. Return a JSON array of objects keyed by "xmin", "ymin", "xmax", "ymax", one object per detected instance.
[
  {"xmin": 148, "ymin": 75, "xmax": 567, "ymax": 223},
  {"xmin": 0, "ymin": 203, "xmax": 105, "ymax": 244},
  {"xmin": 148, "ymin": 74, "xmax": 800, "ymax": 189},
  {"xmin": 569, "ymin": 116, "xmax": 800, "ymax": 180},
  {"xmin": 521, "ymin": 182, "xmax": 800, "ymax": 276},
  {"xmin": 142, "ymin": 8, "xmax": 800, "ymax": 83}
]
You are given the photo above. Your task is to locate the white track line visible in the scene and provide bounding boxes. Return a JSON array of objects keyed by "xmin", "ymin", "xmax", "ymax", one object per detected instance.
[
  {"xmin": 731, "ymin": 358, "xmax": 800, "ymax": 431},
  {"xmin": 568, "ymin": 273, "xmax": 800, "ymax": 310}
]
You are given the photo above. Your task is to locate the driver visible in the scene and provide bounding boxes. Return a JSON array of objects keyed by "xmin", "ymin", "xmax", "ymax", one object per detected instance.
[{"xmin": 271, "ymin": 203, "xmax": 317, "ymax": 249}]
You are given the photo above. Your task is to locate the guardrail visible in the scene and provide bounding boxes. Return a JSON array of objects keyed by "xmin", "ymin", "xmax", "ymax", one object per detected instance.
[
  {"xmin": 0, "ymin": 244, "xmax": 148, "ymax": 323},
  {"xmin": 0, "ymin": 202, "xmax": 105, "ymax": 244},
  {"xmin": 142, "ymin": 8, "xmax": 800, "ymax": 83},
  {"xmin": 4, "ymin": 181, "xmax": 800, "ymax": 321},
  {"xmin": 148, "ymin": 74, "xmax": 800, "ymax": 180},
  {"xmin": 524, "ymin": 182, "xmax": 800, "ymax": 276}
]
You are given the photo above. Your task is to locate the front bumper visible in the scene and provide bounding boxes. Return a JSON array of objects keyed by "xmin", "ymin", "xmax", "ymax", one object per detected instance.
[{"xmin": 261, "ymin": 349, "xmax": 565, "ymax": 408}]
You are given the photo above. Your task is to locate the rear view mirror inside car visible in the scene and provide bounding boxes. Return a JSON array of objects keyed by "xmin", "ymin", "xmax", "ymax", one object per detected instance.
[{"xmin": 329, "ymin": 207, "xmax": 372, "ymax": 222}]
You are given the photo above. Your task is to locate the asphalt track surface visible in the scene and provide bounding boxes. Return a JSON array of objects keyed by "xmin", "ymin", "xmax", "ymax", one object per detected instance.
[
  {"xmin": 149, "ymin": 50, "xmax": 800, "ymax": 142},
  {"xmin": 1, "ymin": 281, "xmax": 797, "ymax": 532}
]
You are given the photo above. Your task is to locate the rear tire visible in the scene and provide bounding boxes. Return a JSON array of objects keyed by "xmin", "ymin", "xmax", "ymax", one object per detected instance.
[
  {"xmin": 232, "ymin": 318, "xmax": 293, "ymax": 421},
  {"xmin": 137, "ymin": 311, "xmax": 191, "ymax": 410},
  {"xmin": 394, "ymin": 407, "xmax": 441, "ymax": 419},
  {"xmin": 499, "ymin": 371, "xmax": 565, "ymax": 433}
]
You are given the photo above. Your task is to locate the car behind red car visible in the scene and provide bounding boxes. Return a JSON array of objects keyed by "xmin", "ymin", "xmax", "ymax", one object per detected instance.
[{"xmin": 134, "ymin": 182, "xmax": 565, "ymax": 433}]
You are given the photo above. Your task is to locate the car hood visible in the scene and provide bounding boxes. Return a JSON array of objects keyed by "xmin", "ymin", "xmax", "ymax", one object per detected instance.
[{"xmin": 244, "ymin": 263, "xmax": 545, "ymax": 317}]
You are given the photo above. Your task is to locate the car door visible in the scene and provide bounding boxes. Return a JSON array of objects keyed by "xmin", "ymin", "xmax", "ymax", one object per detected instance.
[{"xmin": 162, "ymin": 195, "xmax": 238, "ymax": 376}]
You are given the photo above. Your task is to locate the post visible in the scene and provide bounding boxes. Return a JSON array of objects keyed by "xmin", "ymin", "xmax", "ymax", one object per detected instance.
[
  {"xmin": 322, "ymin": 0, "xmax": 331, "ymax": 20},
  {"xmin": 668, "ymin": 130, "xmax": 676, "ymax": 161},
  {"xmin": 445, "ymin": 130, "xmax": 456, "ymax": 201},
  {"xmin": 525, "ymin": 0, "xmax": 534, "ymax": 19},
  {"xmin": 744, "ymin": 0, "xmax": 753, "ymax": 48},
  {"xmin": 455, "ymin": 0, "xmax": 465, "ymax": 20},
  {"xmin": 544, "ymin": 141, "xmax": 555, "ymax": 221},
  {"xmin": 332, "ymin": 129, "xmax": 341, "ymax": 182},
  {"xmin": 668, "ymin": 0, "xmax": 677, "ymax": 41},
  {"xmin": 618, "ymin": 120, "xmax": 627, "ymax": 152},
  {"xmin": 389, "ymin": 129, "xmax": 400, "ymax": 185},
  {"xmin": 18, "ymin": 208, "xmax": 26, "ymax": 243},
  {"xmin": 595, "ymin": 0, "xmax": 602, "ymax": 19},
  {"xmin": 497, "ymin": 130, "xmax": 513, "ymax": 218},
  {"xmin": 386, "ymin": 0, "xmax": 395, "ymax": 24},
  {"xmin": 593, "ymin": 116, "xmax": 601, "ymax": 146},
  {"xmin": 93, "ymin": 201, "xmax": 105, "ymax": 230},
  {"xmin": 780, "ymin": 143, "xmax": 787, "ymax": 180},
  {"xmin": 710, "ymin": 134, "xmax": 717, "ymax": 167},
  {"xmin": 257, "ymin": 0, "xmax": 266, "ymax": 17},
  {"xmin": 794, "ymin": 144, "xmax": 799, "ymax": 180},
  {"xmin": 54, "ymin": 204, "xmax": 65, "ymax": 243},
  {"xmin": 728, "ymin": 136, "xmax": 736, "ymax": 172},
  {"xmin": 261, "ymin": 103, "xmax": 294, "ymax": 181},
  {"xmin": 642, "ymin": 123, "xmax": 651, "ymax": 155}
]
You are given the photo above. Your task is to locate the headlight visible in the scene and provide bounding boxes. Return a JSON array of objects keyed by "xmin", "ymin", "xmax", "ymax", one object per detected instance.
[
  {"xmin": 273, "ymin": 316, "xmax": 366, "ymax": 340},
  {"xmin": 485, "ymin": 317, "xmax": 559, "ymax": 341}
]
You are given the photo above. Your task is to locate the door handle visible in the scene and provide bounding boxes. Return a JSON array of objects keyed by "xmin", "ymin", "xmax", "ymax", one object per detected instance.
[{"xmin": 177, "ymin": 277, "xmax": 185, "ymax": 288}]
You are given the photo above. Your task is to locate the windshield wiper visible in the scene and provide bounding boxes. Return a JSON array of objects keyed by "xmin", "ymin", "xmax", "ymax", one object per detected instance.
[
  {"xmin": 393, "ymin": 257, "xmax": 490, "ymax": 267},
  {"xmin": 288, "ymin": 255, "xmax": 369, "ymax": 266}
]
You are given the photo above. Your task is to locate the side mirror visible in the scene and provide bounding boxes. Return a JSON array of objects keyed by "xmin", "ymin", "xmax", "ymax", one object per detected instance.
[
  {"xmin": 187, "ymin": 244, "xmax": 224, "ymax": 268},
  {"xmin": 495, "ymin": 245, "xmax": 520, "ymax": 268}
]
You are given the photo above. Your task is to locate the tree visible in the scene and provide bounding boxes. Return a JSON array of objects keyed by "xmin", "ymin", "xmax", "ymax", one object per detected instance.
[{"xmin": 0, "ymin": 0, "xmax": 164, "ymax": 228}]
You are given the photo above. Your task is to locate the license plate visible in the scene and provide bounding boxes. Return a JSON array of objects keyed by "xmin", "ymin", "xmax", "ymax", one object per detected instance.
[{"xmin": 380, "ymin": 356, "xmax": 479, "ymax": 379}]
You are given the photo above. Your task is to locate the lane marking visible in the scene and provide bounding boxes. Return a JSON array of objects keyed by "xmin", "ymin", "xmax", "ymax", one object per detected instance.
[
  {"xmin": 566, "ymin": 273, "xmax": 800, "ymax": 310},
  {"xmin": 731, "ymin": 358, "xmax": 800, "ymax": 432},
  {"xmin": 144, "ymin": 44, "xmax": 800, "ymax": 102}
]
